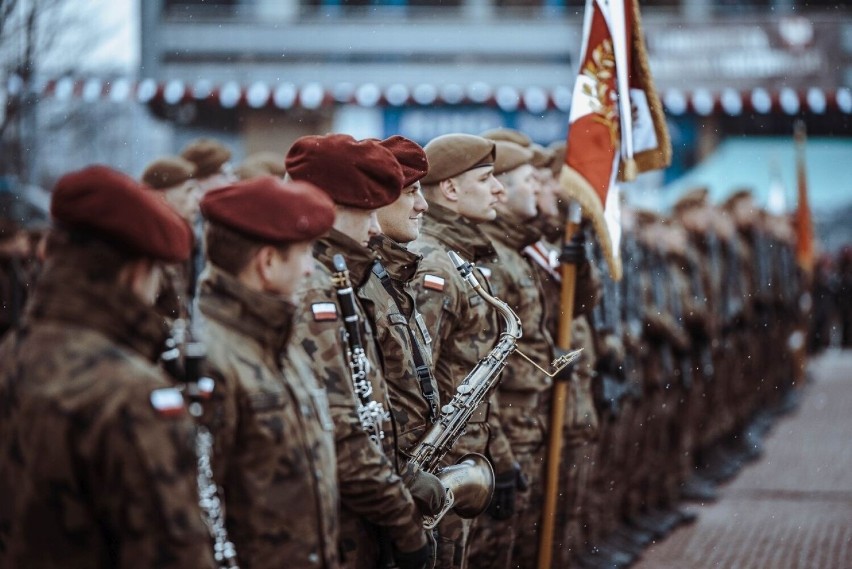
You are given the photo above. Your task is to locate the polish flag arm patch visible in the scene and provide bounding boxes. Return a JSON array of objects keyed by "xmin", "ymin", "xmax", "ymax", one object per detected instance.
[
  {"xmin": 150, "ymin": 388, "xmax": 186, "ymax": 417},
  {"xmin": 423, "ymin": 274, "xmax": 445, "ymax": 292},
  {"xmin": 312, "ymin": 302, "xmax": 339, "ymax": 321}
]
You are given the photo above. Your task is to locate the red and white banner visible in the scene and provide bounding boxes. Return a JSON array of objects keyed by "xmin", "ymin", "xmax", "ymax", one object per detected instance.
[{"xmin": 559, "ymin": 0, "xmax": 671, "ymax": 281}]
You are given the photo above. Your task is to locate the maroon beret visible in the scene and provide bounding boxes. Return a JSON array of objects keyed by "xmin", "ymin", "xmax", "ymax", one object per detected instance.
[
  {"xmin": 285, "ymin": 134, "xmax": 403, "ymax": 210},
  {"xmin": 201, "ymin": 176, "xmax": 335, "ymax": 244},
  {"xmin": 380, "ymin": 136, "xmax": 429, "ymax": 188},
  {"xmin": 51, "ymin": 165, "xmax": 193, "ymax": 263}
]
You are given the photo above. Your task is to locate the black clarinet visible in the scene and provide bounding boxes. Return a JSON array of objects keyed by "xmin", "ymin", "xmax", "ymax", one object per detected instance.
[{"xmin": 330, "ymin": 253, "xmax": 389, "ymax": 445}]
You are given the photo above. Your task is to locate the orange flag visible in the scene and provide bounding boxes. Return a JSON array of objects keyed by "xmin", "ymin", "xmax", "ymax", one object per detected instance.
[
  {"xmin": 794, "ymin": 120, "xmax": 814, "ymax": 274},
  {"xmin": 558, "ymin": 0, "xmax": 670, "ymax": 281}
]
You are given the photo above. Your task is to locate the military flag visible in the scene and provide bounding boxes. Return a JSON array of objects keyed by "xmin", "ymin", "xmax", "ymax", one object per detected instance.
[
  {"xmin": 558, "ymin": 0, "xmax": 670, "ymax": 281},
  {"xmin": 793, "ymin": 120, "xmax": 814, "ymax": 274}
]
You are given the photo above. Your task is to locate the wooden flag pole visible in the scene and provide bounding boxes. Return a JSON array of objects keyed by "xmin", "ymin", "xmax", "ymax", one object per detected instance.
[{"xmin": 537, "ymin": 202, "xmax": 583, "ymax": 569}]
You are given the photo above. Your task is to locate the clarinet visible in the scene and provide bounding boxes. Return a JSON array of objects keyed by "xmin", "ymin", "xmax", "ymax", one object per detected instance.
[
  {"xmin": 162, "ymin": 324, "xmax": 239, "ymax": 569},
  {"xmin": 331, "ymin": 253, "xmax": 390, "ymax": 445}
]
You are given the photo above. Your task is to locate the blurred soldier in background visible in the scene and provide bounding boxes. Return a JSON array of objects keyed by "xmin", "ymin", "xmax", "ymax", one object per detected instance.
[
  {"xmin": 196, "ymin": 176, "xmax": 341, "ymax": 569},
  {"xmin": 181, "ymin": 138, "xmax": 237, "ymax": 195},
  {"xmin": 142, "ymin": 156, "xmax": 202, "ymax": 322},
  {"xmin": 468, "ymin": 140, "xmax": 543, "ymax": 569},
  {"xmin": 286, "ymin": 134, "xmax": 436, "ymax": 569},
  {"xmin": 0, "ymin": 165, "xmax": 216, "ymax": 568},
  {"xmin": 234, "ymin": 151, "xmax": 287, "ymax": 181},
  {"xmin": 0, "ymin": 219, "xmax": 33, "ymax": 338},
  {"xmin": 409, "ymin": 133, "xmax": 516, "ymax": 569}
]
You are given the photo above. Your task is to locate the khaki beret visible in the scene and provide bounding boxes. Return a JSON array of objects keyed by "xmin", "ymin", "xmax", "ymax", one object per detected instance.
[
  {"xmin": 493, "ymin": 141, "xmax": 534, "ymax": 176},
  {"xmin": 52, "ymin": 165, "xmax": 193, "ymax": 263},
  {"xmin": 141, "ymin": 156, "xmax": 196, "ymax": 190},
  {"xmin": 721, "ymin": 187, "xmax": 755, "ymax": 211},
  {"xmin": 480, "ymin": 128, "xmax": 532, "ymax": 148},
  {"xmin": 530, "ymin": 143, "xmax": 553, "ymax": 169},
  {"xmin": 202, "ymin": 177, "xmax": 335, "ymax": 244},
  {"xmin": 421, "ymin": 134, "xmax": 496, "ymax": 185},
  {"xmin": 547, "ymin": 141, "xmax": 566, "ymax": 177},
  {"xmin": 234, "ymin": 151, "xmax": 287, "ymax": 180},
  {"xmin": 285, "ymin": 134, "xmax": 403, "ymax": 210},
  {"xmin": 634, "ymin": 208, "xmax": 662, "ymax": 226},
  {"xmin": 672, "ymin": 187, "xmax": 709, "ymax": 216},
  {"xmin": 180, "ymin": 138, "xmax": 232, "ymax": 179}
]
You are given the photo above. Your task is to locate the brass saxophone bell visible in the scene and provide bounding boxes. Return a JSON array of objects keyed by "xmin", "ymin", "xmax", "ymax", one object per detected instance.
[{"xmin": 437, "ymin": 453, "xmax": 495, "ymax": 518}]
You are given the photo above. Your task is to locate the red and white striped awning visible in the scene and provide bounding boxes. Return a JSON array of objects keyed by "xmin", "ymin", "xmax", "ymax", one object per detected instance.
[{"xmin": 5, "ymin": 75, "xmax": 852, "ymax": 116}]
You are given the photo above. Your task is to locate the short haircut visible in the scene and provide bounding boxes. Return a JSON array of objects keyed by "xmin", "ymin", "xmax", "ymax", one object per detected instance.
[
  {"xmin": 205, "ymin": 221, "xmax": 294, "ymax": 276},
  {"xmin": 44, "ymin": 228, "xmax": 138, "ymax": 283}
]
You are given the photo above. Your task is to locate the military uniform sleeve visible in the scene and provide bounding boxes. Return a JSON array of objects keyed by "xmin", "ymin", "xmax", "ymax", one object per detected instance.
[
  {"xmin": 293, "ymin": 285, "xmax": 426, "ymax": 552},
  {"xmin": 485, "ymin": 392, "xmax": 517, "ymax": 473},
  {"xmin": 411, "ymin": 263, "xmax": 456, "ymax": 363},
  {"xmin": 94, "ymin": 383, "xmax": 217, "ymax": 569}
]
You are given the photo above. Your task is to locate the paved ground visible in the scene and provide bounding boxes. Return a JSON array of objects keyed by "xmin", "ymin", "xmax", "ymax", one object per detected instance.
[{"xmin": 634, "ymin": 349, "xmax": 852, "ymax": 569}]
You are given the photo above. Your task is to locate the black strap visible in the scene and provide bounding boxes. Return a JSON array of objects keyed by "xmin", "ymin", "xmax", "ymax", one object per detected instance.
[{"xmin": 372, "ymin": 260, "xmax": 439, "ymax": 422}]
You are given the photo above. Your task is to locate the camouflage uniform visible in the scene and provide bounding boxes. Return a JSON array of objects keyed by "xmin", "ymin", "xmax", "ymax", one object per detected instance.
[
  {"xmin": 409, "ymin": 202, "xmax": 516, "ymax": 569},
  {"xmin": 155, "ymin": 261, "xmax": 193, "ymax": 323},
  {"xmin": 0, "ymin": 259, "xmax": 216, "ymax": 569},
  {"xmin": 467, "ymin": 213, "xmax": 554, "ymax": 569},
  {"xmin": 291, "ymin": 229, "xmax": 426, "ymax": 569},
  {"xmin": 361, "ymin": 234, "xmax": 440, "ymax": 458},
  {"xmin": 197, "ymin": 266, "xmax": 340, "ymax": 569}
]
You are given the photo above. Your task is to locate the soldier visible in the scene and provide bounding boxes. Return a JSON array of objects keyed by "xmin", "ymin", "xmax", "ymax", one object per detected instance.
[
  {"xmin": 0, "ymin": 165, "xmax": 216, "ymax": 568},
  {"xmin": 408, "ymin": 133, "xmax": 517, "ymax": 569},
  {"xmin": 195, "ymin": 176, "xmax": 341, "ymax": 568},
  {"xmin": 361, "ymin": 136, "xmax": 444, "ymax": 469},
  {"xmin": 467, "ymin": 140, "xmax": 546, "ymax": 569},
  {"xmin": 181, "ymin": 138, "xmax": 237, "ymax": 195},
  {"xmin": 142, "ymin": 156, "xmax": 202, "ymax": 322},
  {"xmin": 234, "ymin": 151, "xmax": 287, "ymax": 180},
  {"xmin": 0, "ymin": 219, "xmax": 32, "ymax": 338},
  {"xmin": 285, "ymin": 134, "xmax": 438, "ymax": 569}
]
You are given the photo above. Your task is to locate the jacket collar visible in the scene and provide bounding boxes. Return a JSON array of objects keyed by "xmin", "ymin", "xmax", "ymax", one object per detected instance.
[
  {"xmin": 482, "ymin": 212, "xmax": 542, "ymax": 251},
  {"xmin": 369, "ymin": 234, "xmax": 421, "ymax": 283},
  {"xmin": 198, "ymin": 265, "xmax": 295, "ymax": 355},
  {"xmin": 314, "ymin": 229, "xmax": 377, "ymax": 288},
  {"xmin": 23, "ymin": 260, "xmax": 168, "ymax": 362},
  {"xmin": 421, "ymin": 202, "xmax": 496, "ymax": 263}
]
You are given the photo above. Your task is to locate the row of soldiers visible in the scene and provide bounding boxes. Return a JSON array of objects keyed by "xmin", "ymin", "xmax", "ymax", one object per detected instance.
[{"xmin": 0, "ymin": 127, "xmax": 807, "ymax": 569}]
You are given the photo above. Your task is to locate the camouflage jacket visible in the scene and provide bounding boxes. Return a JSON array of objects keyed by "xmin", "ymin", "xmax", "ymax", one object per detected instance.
[
  {"xmin": 197, "ymin": 267, "xmax": 340, "ymax": 569},
  {"xmin": 362, "ymin": 234, "xmax": 440, "ymax": 456},
  {"xmin": 481, "ymin": 214, "xmax": 555, "ymax": 394},
  {"xmin": 0, "ymin": 260, "xmax": 216, "ymax": 569},
  {"xmin": 155, "ymin": 261, "xmax": 192, "ymax": 324},
  {"xmin": 290, "ymin": 229, "xmax": 426, "ymax": 564},
  {"xmin": 408, "ymin": 202, "xmax": 516, "ymax": 473}
]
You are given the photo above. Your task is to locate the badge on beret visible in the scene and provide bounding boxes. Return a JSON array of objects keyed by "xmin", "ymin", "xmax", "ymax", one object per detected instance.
[
  {"xmin": 423, "ymin": 274, "xmax": 445, "ymax": 292},
  {"xmin": 311, "ymin": 302, "xmax": 338, "ymax": 322},
  {"xmin": 150, "ymin": 387, "xmax": 186, "ymax": 417}
]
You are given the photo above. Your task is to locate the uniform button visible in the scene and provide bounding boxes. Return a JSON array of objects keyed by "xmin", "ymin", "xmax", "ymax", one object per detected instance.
[{"xmin": 308, "ymin": 552, "xmax": 319, "ymax": 564}]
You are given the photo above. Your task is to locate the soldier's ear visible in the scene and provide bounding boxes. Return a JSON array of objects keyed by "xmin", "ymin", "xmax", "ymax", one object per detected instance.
[{"xmin": 438, "ymin": 178, "xmax": 458, "ymax": 203}]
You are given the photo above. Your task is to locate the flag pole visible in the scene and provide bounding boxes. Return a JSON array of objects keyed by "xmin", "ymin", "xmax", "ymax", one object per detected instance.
[{"xmin": 537, "ymin": 200, "xmax": 583, "ymax": 569}]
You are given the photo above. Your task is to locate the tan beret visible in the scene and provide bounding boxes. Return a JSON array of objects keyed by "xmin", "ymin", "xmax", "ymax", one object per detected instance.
[
  {"xmin": 480, "ymin": 128, "xmax": 532, "ymax": 148},
  {"xmin": 634, "ymin": 208, "xmax": 662, "ymax": 226},
  {"xmin": 180, "ymin": 138, "xmax": 232, "ymax": 179},
  {"xmin": 547, "ymin": 141, "xmax": 566, "ymax": 177},
  {"xmin": 141, "ymin": 156, "xmax": 196, "ymax": 190},
  {"xmin": 234, "ymin": 151, "xmax": 286, "ymax": 180},
  {"xmin": 422, "ymin": 134, "xmax": 496, "ymax": 185},
  {"xmin": 493, "ymin": 141, "xmax": 534, "ymax": 176},
  {"xmin": 672, "ymin": 186, "xmax": 709, "ymax": 216},
  {"xmin": 530, "ymin": 143, "xmax": 552, "ymax": 169},
  {"xmin": 721, "ymin": 187, "xmax": 754, "ymax": 211}
]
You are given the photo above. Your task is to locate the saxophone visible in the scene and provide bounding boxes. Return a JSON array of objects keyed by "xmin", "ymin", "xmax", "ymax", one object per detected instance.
[{"xmin": 406, "ymin": 251, "xmax": 518, "ymax": 529}]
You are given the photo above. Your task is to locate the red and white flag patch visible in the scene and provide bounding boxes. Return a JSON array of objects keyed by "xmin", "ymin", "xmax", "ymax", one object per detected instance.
[
  {"xmin": 311, "ymin": 302, "xmax": 338, "ymax": 322},
  {"xmin": 423, "ymin": 274, "xmax": 445, "ymax": 292},
  {"xmin": 150, "ymin": 387, "xmax": 186, "ymax": 417}
]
